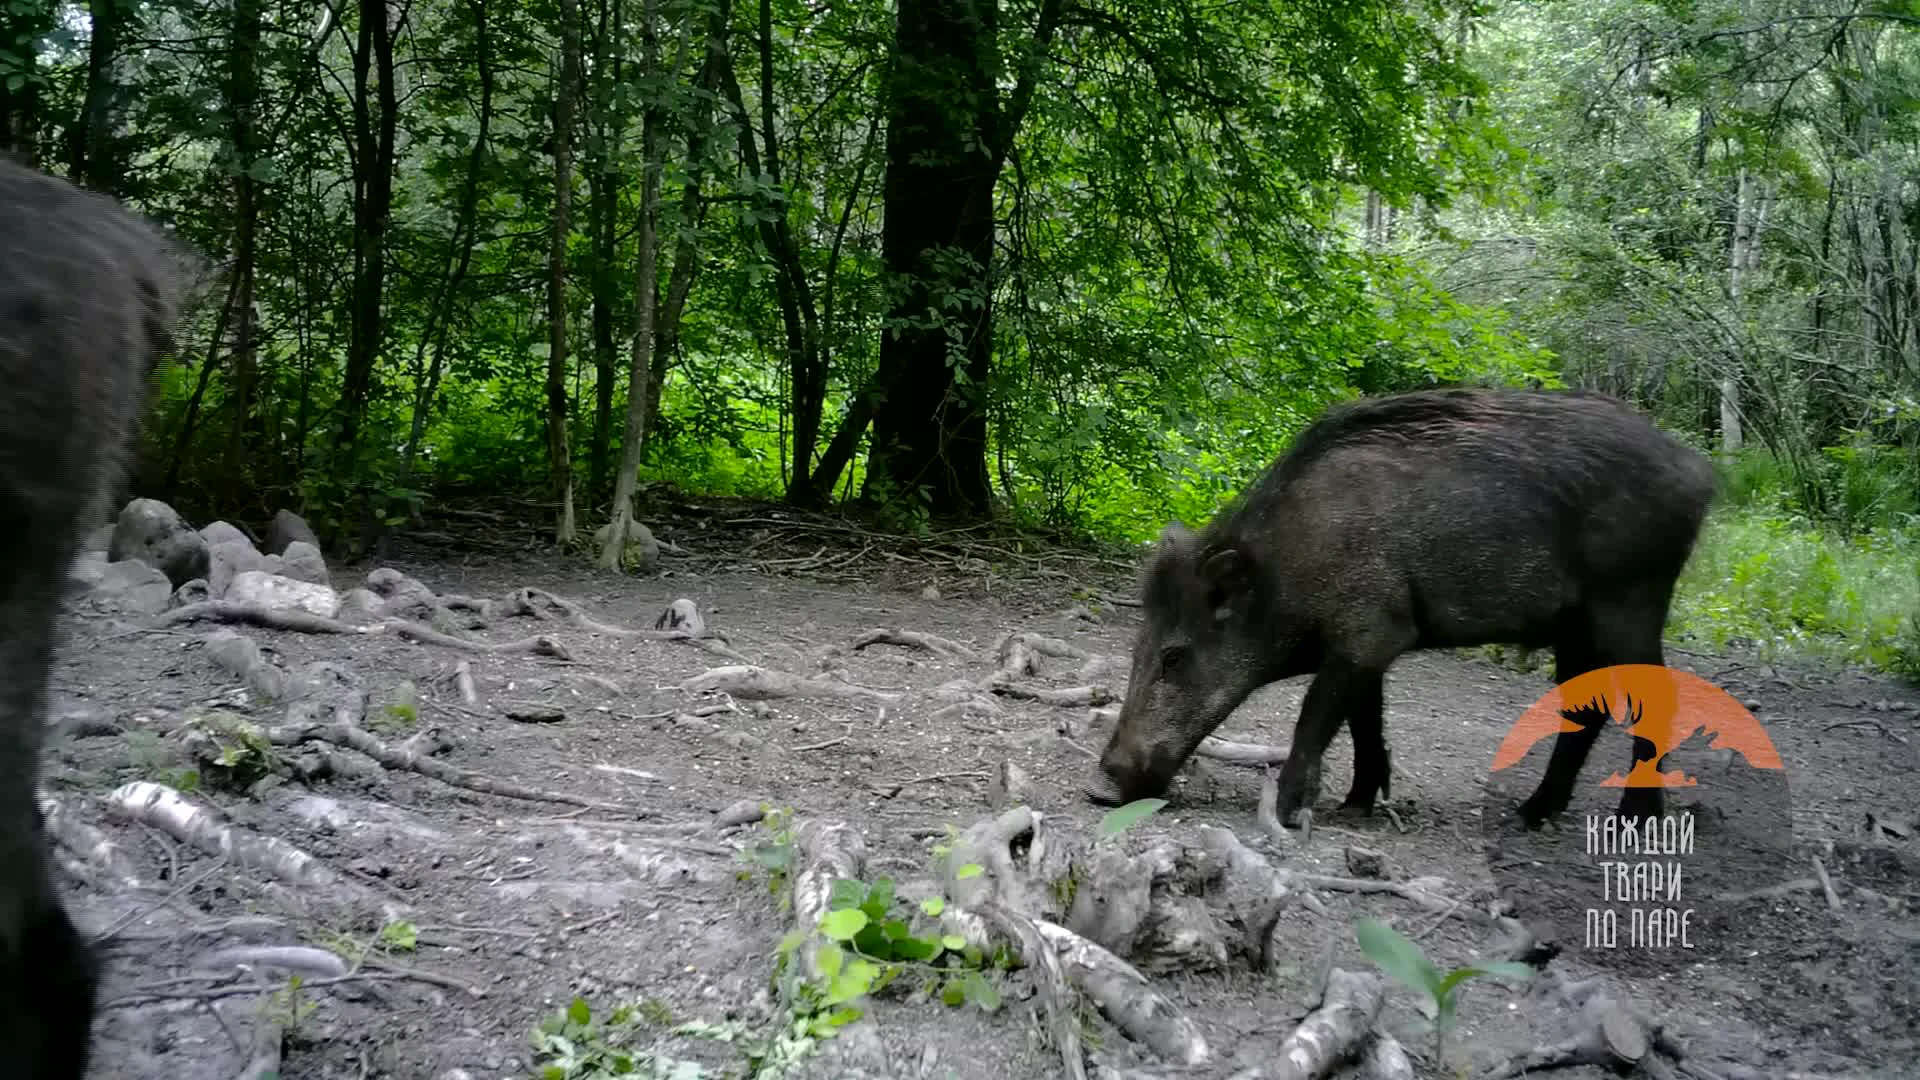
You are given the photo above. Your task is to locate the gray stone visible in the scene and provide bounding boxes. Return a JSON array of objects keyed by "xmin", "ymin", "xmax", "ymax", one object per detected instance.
[{"xmin": 109, "ymin": 497, "xmax": 209, "ymax": 587}]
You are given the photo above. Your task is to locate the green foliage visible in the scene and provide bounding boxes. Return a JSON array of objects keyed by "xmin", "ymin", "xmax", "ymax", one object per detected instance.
[
  {"xmin": 737, "ymin": 806, "xmax": 797, "ymax": 903},
  {"xmin": 529, "ymin": 997, "xmax": 714, "ymax": 1080},
  {"xmin": 372, "ymin": 681, "xmax": 421, "ymax": 736},
  {"xmin": 1354, "ymin": 917, "xmax": 1534, "ymax": 1073},
  {"xmin": 182, "ymin": 712, "xmax": 283, "ymax": 794},
  {"xmin": 1673, "ymin": 506, "xmax": 1920, "ymax": 678},
  {"xmin": 1098, "ymin": 798, "xmax": 1167, "ymax": 838},
  {"xmin": 261, "ymin": 974, "xmax": 319, "ymax": 1038},
  {"xmin": 771, "ymin": 873, "xmax": 1007, "ymax": 1042}
]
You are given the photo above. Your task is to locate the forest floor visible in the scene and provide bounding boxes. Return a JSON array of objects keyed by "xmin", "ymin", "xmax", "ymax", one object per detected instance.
[{"xmin": 44, "ymin": 494, "xmax": 1920, "ymax": 1080}]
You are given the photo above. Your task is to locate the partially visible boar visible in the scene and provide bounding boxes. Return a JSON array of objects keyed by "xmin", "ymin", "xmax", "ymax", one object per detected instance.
[
  {"xmin": 0, "ymin": 156, "xmax": 188, "ymax": 1079},
  {"xmin": 1092, "ymin": 387, "xmax": 1715, "ymax": 829}
]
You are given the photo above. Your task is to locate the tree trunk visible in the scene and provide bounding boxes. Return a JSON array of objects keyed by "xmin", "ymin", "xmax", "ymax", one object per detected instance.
[
  {"xmin": 584, "ymin": 0, "xmax": 625, "ymax": 510},
  {"xmin": 600, "ymin": 0, "xmax": 662, "ymax": 568},
  {"xmin": 69, "ymin": 0, "xmax": 127, "ymax": 191},
  {"xmin": 335, "ymin": 0, "xmax": 398, "ymax": 463},
  {"xmin": 0, "ymin": 0, "xmax": 53, "ymax": 158},
  {"xmin": 804, "ymin": 0, "xmax": 1059, "ymax": 511},
  {"xmin": 861, "ymin": 0, "xmax": 1004, "ymax": 517},
  {"xmin": 398, "ymin": 0, "xmax": 493, "ymax": 496},
  {"xmin": 222, "ymin": 0, "xmax": 264, "ymax": 507},
  {"xmin": 1720, "ymin": 165, "xmax": 1755, "ymax": 454},
  {"xmin": 714, "ymin": 17, "xmax": 823, "ymax": 497},
  {"xmin": 546, "ymin": 0, "xmax": 583, "ymax": 544}
]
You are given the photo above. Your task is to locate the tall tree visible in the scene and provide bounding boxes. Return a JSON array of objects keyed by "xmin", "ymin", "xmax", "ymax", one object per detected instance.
[
  {"xmin": 546, "ymin": 0, "xmax": 584, "ymax": 543},
  {"xmin": 70, "ymin": 0, "xmax": 129, "ymax": 190},
  {"xmin": 599, "ymin": 0, "xmax": 663, "ymax": 566},
  {"xmin": 222, "ymin": 0, "xmax": 266, "ymax": 501},
  {"xmin": 335, "ymin": 0, "xmax": 399, "ymax": 471}
]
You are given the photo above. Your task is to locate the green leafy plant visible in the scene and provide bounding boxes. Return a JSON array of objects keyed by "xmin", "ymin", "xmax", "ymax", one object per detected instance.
[
  {"xmin": 737, "ymin": 805, "xmax": 796, "ymax": 902},
  {"xmin": 529, "ymin": 997, "xmax": 713, "ymax": 1080},
  {"xmin": 1099, "ymin": 797, "xmax": 1167, "ymax": 837},
  {"xmin": 262, "ymin": 973, "xmax": 318, "ymax": 1036},
  {"xmin": 772, "ymin": 874, "xmax": 1006, "ymax": 1042},
  {"xmin": 1355, "ymin": 917, "xmax": 1533, "ymax": 1074}
]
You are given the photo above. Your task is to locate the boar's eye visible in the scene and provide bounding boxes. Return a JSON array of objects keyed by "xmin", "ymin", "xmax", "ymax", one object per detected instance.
[{"xmin": 1159, "ymin": 644, "xmax": 1189, "ymax": 676}]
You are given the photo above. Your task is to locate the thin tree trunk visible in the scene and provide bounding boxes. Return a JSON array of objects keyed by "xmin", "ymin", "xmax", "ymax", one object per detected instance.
[
  {"xmin": 1720, "ymin": 166, "xmax": 1754, "ymax": 454},
  {"xmin": 600, "ymin": 0, "xmax": 662, "ymax": 568},
  {"xmin": 69, "ymin": 0, "xmax": 126, "ymax": 191},
  {"xmin": 222, "ymin": 0, "xmax": 264, "ymax": 506},
  {"xmin": 398, "ymin": 0, "xmax": 493, "ymax": 493},
  {"xmin": 586, "ymin": 0, "xmax": 622, "ymax": 510},
  {"xmin": 335, "ymin": 0, "xmax": 398, "ymax": 461},
  {"xmin": 546, "ymin": 0, "xmax": 583, "ymax": 544}
]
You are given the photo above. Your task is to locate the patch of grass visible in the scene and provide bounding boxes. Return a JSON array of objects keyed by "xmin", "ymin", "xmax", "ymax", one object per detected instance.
[{"xmin": 1672, "ymin": 507, "xmax": 1920, "ymax": 679}]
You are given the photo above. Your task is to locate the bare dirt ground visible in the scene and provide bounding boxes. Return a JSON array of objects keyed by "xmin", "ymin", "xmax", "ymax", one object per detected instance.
[{"xmin": 42, "ymin": 497, "xmax": 1920, "ymax": 1080}]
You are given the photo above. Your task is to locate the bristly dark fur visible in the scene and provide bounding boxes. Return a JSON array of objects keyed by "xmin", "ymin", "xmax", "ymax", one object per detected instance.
[
  {"xmin": 0, "ymin": 157, "xmax": 187, "ymax": 1079},
  {"xmin": 1099, "ymin": 384, "xmax": 1716, "ymax": 828}
]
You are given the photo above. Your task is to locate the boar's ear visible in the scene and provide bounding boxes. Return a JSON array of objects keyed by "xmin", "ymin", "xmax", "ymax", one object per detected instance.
[{"xmin": 1198, "ymin": 544, "xmax": 1253, "ymax": 620}]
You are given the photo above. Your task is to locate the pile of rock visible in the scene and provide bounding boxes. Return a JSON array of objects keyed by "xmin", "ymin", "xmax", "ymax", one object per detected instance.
[{"xmin": 71, "ymin": 501, "xmax": 335, "ymax": 617}]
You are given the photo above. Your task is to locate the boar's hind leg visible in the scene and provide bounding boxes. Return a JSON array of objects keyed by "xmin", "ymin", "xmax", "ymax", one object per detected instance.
[
  {"xmin": 1590, "ymin": 582, "xmax": 1673, "ymax": 825},
  {"xmin": 1337, "ymin": 672, "xmax": 1390, "ymax": 816},
  {"xmin": 1518, "ymin": 587, "xmax": 1672, "ymax": 828}
]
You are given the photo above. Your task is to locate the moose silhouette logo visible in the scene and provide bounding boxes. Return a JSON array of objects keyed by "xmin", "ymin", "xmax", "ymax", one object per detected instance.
[{"xmin": 1483, "ymin": 664, "xmax": 1794, "ymax": 971}]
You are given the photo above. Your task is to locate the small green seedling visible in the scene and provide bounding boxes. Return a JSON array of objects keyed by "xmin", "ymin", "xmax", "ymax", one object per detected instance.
[
  {"xmin": 1098, "ymin": 797, "xmax": 1167, "ymax": 837},
  {"xmin": 1354, "ymin": 917, "xmax": 1534, "ymax": 1073}
]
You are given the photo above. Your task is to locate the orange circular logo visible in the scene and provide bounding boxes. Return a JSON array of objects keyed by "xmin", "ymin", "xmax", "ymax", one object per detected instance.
[{"xmin": 1484, "ymin": 665, "xmax": 1794, "ymax": 969}]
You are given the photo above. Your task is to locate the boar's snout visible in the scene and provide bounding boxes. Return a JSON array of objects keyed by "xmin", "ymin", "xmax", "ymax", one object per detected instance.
[{"xmin": 1091, "ymin": 728, "xmax": 1176, "ymax": 807}]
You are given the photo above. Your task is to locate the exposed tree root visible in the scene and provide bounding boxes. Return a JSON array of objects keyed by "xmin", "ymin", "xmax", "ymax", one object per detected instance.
[
  {"xmin": 989, "ymin": 676, "xmax": 1115, "ymax": 708},
  {"xmin": 976, "ymin": 901, "xmax": 1090, "ymax": 1080},
  {"xmin": 1033, "ymin": 918, "xmax": 1212, "ymax": 1067},
  {"xmin": 270, "ymin": 717, "xmax": 639, "ymax": 814},
  {"xmin": 109, "ymin": 781, "xmax": 396, "ymax": 918},
  {"xmin": 505, "ymin": 588, "xmax": 749, "ymax": 661},
  {"xmin": 789, "ymin": 819, "xmax": 867, "ymax": 983},
  {"xmin": 159, "ymin": 600, "xmax": 359, "ymax": 634},
  {"xmin": 840, "ymin": 627, "xmax": 981, "ymax": 664},
  {"xmin": 682, "ymin": 664, "xmax": 900, "ymax": 703},
  {"xmin": 41, "ymin": 793, "xmax": 143, "ymax": 889},
  {"xmin": 453, "ymin": 660, "xmax": 480, "ymax": 704},
  {"xmin": 231, "ymin": 1019, "xmax": 285, "ymax": 1080},
  {"xmin": 1265, "ymin": 968, "xmax": 1387, "ymax": 1080},
  {"xmin": 1198, "ymin": 738, "xmax": 1289, "ymax": 765},
  {"xmin": 1483, "ymin": 970, "xmax": 1657, "ymax": 1079},
  {"xmin": 198, "ymin": 945, "xmax": 352, "ymax": 981},
  {"xmin": 1082, "ymin": 706, "xmax": 1289, "ymax": 765},
  {"xmin": 380, "ymin": 619, "xmax": 575, "ymax": 659}
]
